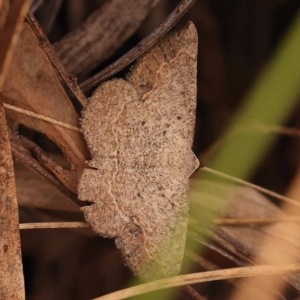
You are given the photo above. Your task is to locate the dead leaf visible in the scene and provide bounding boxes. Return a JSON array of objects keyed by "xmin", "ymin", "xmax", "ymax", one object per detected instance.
[{"xmin": 2, "ymin": 22, "xmax": 89, "ymax": 193}]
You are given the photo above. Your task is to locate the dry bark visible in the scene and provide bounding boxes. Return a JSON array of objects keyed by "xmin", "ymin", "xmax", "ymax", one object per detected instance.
[
  {"xmin": 54, "ymin": 0, "xmax": 161, "ymax": 78},
  {"xmin": 0, "ymin": 106, "xmax": 25, "ymax": 299}
]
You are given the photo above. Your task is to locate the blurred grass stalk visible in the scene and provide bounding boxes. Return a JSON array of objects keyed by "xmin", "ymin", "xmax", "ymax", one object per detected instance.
[{"xmin": 127, "ymin": 8, "xmax": 300, "ymax": 300}]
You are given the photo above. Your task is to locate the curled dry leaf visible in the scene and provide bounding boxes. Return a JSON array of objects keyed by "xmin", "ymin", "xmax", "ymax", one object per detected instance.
[{"xmin": 1, "ymin": 22, "xmax": 89, "ymax": 194}]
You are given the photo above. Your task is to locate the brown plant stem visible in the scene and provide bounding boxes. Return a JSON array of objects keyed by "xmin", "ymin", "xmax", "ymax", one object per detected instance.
[{"xmin": 19, "ymin": 222, "xmax": 89, "ymax": 230}]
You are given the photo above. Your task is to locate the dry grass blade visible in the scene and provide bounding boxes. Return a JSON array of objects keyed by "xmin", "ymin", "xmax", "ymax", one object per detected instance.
[
  {"xmin": 0, "ymin": 1, "xmax": 31, "ymax": 298},
  {"xmin": 19, "ymin": 222, "xmax": 89, "ymax": 230},
  {"xmin": 94, "ymin": 264, "xmax": 300, "ymax": 300},
  {"xmin": 3, "ymin": 102, "xmax": 81, "ymax": 132},
  {"xmin": 201, "ymin": 166, "xmax": 300, "ymax": 207},
  {"xmin": 214, "ymin": 216, "xmax": 300, "ymax": 226}
]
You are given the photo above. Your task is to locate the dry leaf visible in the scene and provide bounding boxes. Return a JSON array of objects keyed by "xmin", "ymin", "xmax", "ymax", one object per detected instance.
[
  {"xmin": 2, "ymin": 22, "xmax": 89, "ymax": 194},
  {"xmin": 78, "ymin": 22, "xmax": 199, "ymax": 280}
]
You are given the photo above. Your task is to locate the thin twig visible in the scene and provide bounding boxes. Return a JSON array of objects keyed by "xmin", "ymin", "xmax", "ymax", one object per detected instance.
[
  {"xmin": 93, "ymin": 264, "xmax": 300, "ymax": 300},
  {"xmin": 201, "ymin": 166, "xmax": 300, "ymax": 208},
  {"xmin": 214, "ymin": 216, "xmax": 300, "ymax": 226},
  {"xmin": 3, "ymin": 103, "xmax": 81, "ymax": 132},
  {"xmin": 80, "ymin": 0, "xmax": 196, "ymax": 94},
  {"xmin": 19, "ymin": 222, "xmax": 89, "ymax": 230},
  {"xmin": 26, "ymin": 13, "xmax": 88, "ymax": 106}
]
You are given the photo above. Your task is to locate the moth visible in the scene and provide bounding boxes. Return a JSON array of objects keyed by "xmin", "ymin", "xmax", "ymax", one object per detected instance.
[{"xmin": 78, "ymin": 22, "xmax": 199, "ymax": 280}]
